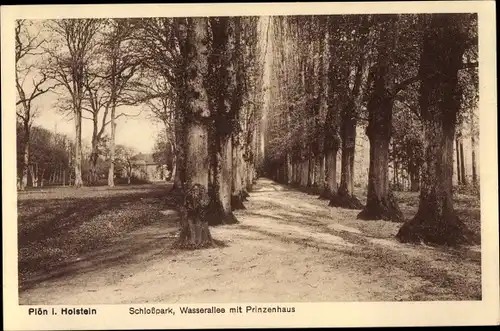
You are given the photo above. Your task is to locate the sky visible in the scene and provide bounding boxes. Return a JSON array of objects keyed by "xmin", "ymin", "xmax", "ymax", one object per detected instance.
[
  {"xmin": 34, "ymin": 100, "xmax": 162, "ymax": 154},
  {"xmin": 28, "ymin": 17, "xmax": 272, "ymax": 156},
  {"xmin": 16, "ymin": 20, "xmax": 162, "ymax": 154}
]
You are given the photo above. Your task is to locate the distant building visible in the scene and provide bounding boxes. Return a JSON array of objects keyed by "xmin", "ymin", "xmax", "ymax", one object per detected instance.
[{"xmin": 130, "ymin": 153, "xmax": 169, "ymax": 182}]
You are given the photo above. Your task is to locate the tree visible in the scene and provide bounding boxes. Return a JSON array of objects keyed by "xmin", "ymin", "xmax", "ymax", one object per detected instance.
[
  {"xmin": 15, "ymin": 20, "xmax": 59, "ymax": 190},
  {"xmin": 391, "ymin": 97, "xmax": 425, "ymax": 192},
  {"xmin": 46, "ymin": 19, "xmax": 104, "ymax": 188},
  {"xmin": 137, "ymin": 17, "xmax": 190, "ymax": 192},
  {"xmin": 205, "ymin": 17, "xmax": 239, "ymax": 225},
  {"xmin": 176, "ymin": 18, "xmax": 214, "ymax": 248},
  {"xmin": 82, "ymin": 67, "xmax": 111, "ymax": 185},
  {"xmin": 357, "ymin": 15, "xmax": 404, "ymax": 222},
  {"xmin": 115, "ymin": 144, "xmax": 137, "ymax": 185},
  {"xmin": 101, "ymin": 19, "xmax": 143, "ymax": 187},
  {"xmin": 143, "ymin": 74, "xmax": 177, "ymax": 182},
  {"xmin": 328, "ymin": 15, "xmax": 371, "ymax": 209},
  {"xmin": 396, "ymin": 14, "xmax": 479, "ymax": 246},
  {"xmin": 152, "ymin": 131, "xmax": 174, "ymax": 176}
]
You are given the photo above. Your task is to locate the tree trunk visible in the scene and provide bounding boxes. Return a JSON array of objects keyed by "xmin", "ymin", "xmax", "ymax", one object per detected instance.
[
  {"xmin": 357, "ymin": 16, "xmax": 402, "ymax": 222},
  {"xmin": 208, "ymin": 136, "xmax": 237, "ymax": 225},
  {"xmin": 39, "ymin": 168, "xmax": 46, "ymax": 188},
  {"xmin": 307, "ymin": 154, "xmax": 314, "ymax": 190},
  {"xmin": 74, "ymin": 112, "xmax": 83, "ymax": 188},
  {"xmin": 300, "ymin": 159, "xmax": 308, "ymax": 187},
  {"xmin": 396, "ymin": 14, "xmax": 478, "ymax": 246},
  {"xmin": 471, "ymin": 134, "xmax": 477, "ymax": 185},
  {"xmin": 330, "ymin": 104, "xmax": 362, "ymax": 209},
  {"xmin": 320, "ymin": 149, "xmax": 338, "ymax": 199},
  {"xmin": 459, "ymin": 139, "xmax": 467, "ymax": 185},
  {"xmin": 409, "ymin": 168, "xmax": 420, "ymax": 192},
  {"xmin": 318, "ymin": 155, "xmax": 325, "ymax": 193},
  {"xmin": 170, "ymin": 153, "xmax": 177, "ymax": 181},
  {"xmin": 231, "ymin": 137, "xmax": 245, "ymax": 209},
  {"xmin": 357, "ymin": 97, "xmax": 403, "ymax": 222},
  {"xmin": 108, "ymin": 118, "xmax": 117, "ymax": 187},
  {"xmin": 246, "ymin": 162, "xmax": 254, "ymax": 192},
  {"xmin": 176, "ymin": 17, "xmax": 214, "ymax": 249},
  {"xmin": 89, "ymin": 138, "xmax": 99, "ymax": 186},
  {"xmin": 19, "ymin": 124, "xmax": 30, "ymax": 191},
  {"xmin": 286, "ymin": 153, "xmax": 293, "ymax": 184},
  {"xmin": 455, "ymin": 137, "xmax": 461, "ymax": 184}
]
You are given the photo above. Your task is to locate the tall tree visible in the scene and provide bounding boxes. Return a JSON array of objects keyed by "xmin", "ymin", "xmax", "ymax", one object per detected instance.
[
  {"xmin": 357, "ymin": 15, "xmax": 404, "ymax": 222},
  {"xmin": 329, "ymin": 15, "xmax": 371, "ymax": 209},
  {"xmin": 15, "ymin": 20, "xmax": 59, "ymax": 190},
  {"xmin": 101, "ymin": 19, "xmax": 142, "ymax": 187},
  {"xmin": 206, "ymin": 17, "xmax": 239, "ymax": 225},
  {"xmin": 396, "ymin": 14, "xmax": 479, "ymax": 245},
  {"xmin": 176, "ymin": 18, "xmax": 214, "ymax": 248},
  {"xmin": 46, "ymin": 19, "xmax": 103, "ymax": 188}
]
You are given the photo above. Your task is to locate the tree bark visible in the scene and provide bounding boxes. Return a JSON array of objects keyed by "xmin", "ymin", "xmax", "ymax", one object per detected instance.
[
  {"xmin": 330, "ymin": 103, "xmax": 363, "ymax": 209},
  {"xmin": 307, "ymin": 154, "xmax": 314, "ymax": 189},
  {"xmin": 176, "ymin": 17, "xmax": 214, "ymax": 249},
  {"xmin": 286, "ymin": 153, "xmax": 293, "ymax": 184},
  {"xmin": 89, "ymin": 136, "xmax": 99, "ymax": 186},
  {"xmin": 396, "ymin": 14, "xmax": 478, "ymax": 246},
  {"xmin": 455, "ymin": 137, "xmax": 461, "ymax": 184},
  {"xmin": 300, "ymin": 159, "xmax": 308, "ymax": 187},
  {"xmin": 19, "ymin": 122, "xmax": 30, "ymax": 191},
  {"xmin": 358, "ymin": 15, "xmax": 403, "ymax": 222},
  {"xmin": 108, "ymin": 113, "xmax": 117, "ymax": 187},
  {"xmin": 409, "ymin": 168, "xmax": 420, "ymax": 192},
  {"xmin": 459, "ymin": 138, "xmax": 467, "ymax": 185},
  {"xmin": 208, "ymin": 136, "xmax": 238, "ymax": 225},
  {"xmin": 318, "ymin": 155, "xmax": 325, "ymax": 192},
  {"xmin": 231, "ymin": 137, "xmax": 245, "ymax": 209},
  {"xmin": 471, "ymin": 135, "xmax": 477, "ymax": 185},
  {"xmin": 73, "ymin": 112, "xmax": 83, "ymax": 188},
  {"xmin": 320, "ymin": 149, "xmax": 338, "ymax": 199},
  {"xmin": 357, "ymin": 95, "xmax": 403, "ymax": 222}
]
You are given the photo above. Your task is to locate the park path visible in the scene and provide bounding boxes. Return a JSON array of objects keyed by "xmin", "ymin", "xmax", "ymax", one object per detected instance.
[{"xmin": 19, "ymin": 178, "xmax": 481, "ymax": 304}]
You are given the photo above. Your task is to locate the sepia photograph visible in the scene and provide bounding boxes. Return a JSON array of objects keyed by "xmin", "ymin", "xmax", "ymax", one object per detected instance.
[{"xmin": 2, "ymin": 1, "xmax": 499, "ymax": 330}]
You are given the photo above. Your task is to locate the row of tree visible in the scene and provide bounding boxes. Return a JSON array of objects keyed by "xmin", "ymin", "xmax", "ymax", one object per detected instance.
[
  {"xmin": 136, "ymin": 17, "xmax": 267, "ymax": 247},
  {"xmin": 15, "ymin": 17, "xmax": 268, "ymax": 247},
  {"xmin": 264, "ymin": 14, "xmax": 479, "ymax": 246},
  {"xmin": 15, "ymin": 122, "xmax": 144, "ymax": 188}
]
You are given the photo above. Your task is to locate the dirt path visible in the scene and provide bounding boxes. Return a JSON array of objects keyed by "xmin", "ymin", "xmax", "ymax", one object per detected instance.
[{"xmin": 19, "ymin": 178, "xmax": 481, "ymax": 304}]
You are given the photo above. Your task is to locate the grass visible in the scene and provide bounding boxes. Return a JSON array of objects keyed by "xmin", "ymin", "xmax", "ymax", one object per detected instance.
[{"xmin": 17, "ymin": 182, "xmax": 179, "ymax": 290}]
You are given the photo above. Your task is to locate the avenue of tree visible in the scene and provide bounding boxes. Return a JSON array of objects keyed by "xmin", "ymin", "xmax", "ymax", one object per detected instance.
[
  {"xmin": 16, "ymin": 14, "xmax": 479, "ymax": 248},
  {"xmin": 265, "ymin": 14, "xmax": 479, "ymax": 245}
]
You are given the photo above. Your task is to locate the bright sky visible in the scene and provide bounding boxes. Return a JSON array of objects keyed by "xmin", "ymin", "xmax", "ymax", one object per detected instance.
[
  {"xmin": 20, "ymin": 17, "xmax": 272, "ymax": 155},
  {"xmin": 34, "ymin": 99, "xmax": 162, "ymax": 154}
]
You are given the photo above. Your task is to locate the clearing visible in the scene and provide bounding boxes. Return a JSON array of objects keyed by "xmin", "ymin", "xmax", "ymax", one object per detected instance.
[{"xmin": 18, "ymin": 178, "xmax": 481, "ymax": 304}]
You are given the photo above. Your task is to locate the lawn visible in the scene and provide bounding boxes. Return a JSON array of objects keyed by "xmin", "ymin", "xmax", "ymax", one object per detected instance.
[{"xmin": 17, "ymin": 183, "xmax": 179, "ymax": 290}]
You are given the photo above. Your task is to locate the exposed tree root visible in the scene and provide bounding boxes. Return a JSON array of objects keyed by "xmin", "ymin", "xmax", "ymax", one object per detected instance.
[
  {"xmin": 169, "ymin": 184, "xmax": 184, "ymax": 195},
  {"xmin": 307, "ymin": 185, "xmax": 322, "ymax": 195},
  {"xmin": 241, "ymin": 190, "xmax": 250, "ymax": 200},
  {"xmin": 318, "ymin": 187, "xmax": 335, "ymax": 200},
  {"xmin": 174, "ymin": 227, "xmax": 214, "ymax": 249},
  {"xmin": 357, "ymin": 193, "xmax": 404, "ymax": 222},
  {"xmin": 175, "ymin": 184, "xmax": 216, "ymax": 249},
  {"xmin": 206, "ymin": 202, "xmax": 239, "ymax": 226},
  {"xmin": 231, "ymin": 194, "xmax": 246, "ymax": 210},
  {"xmin": 329, "ymin": 192, "xmax": 363, "ymax": 209},
  {"xmin": 396, "ymin": 210, "xmax": 480, "ymax": 246}
]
